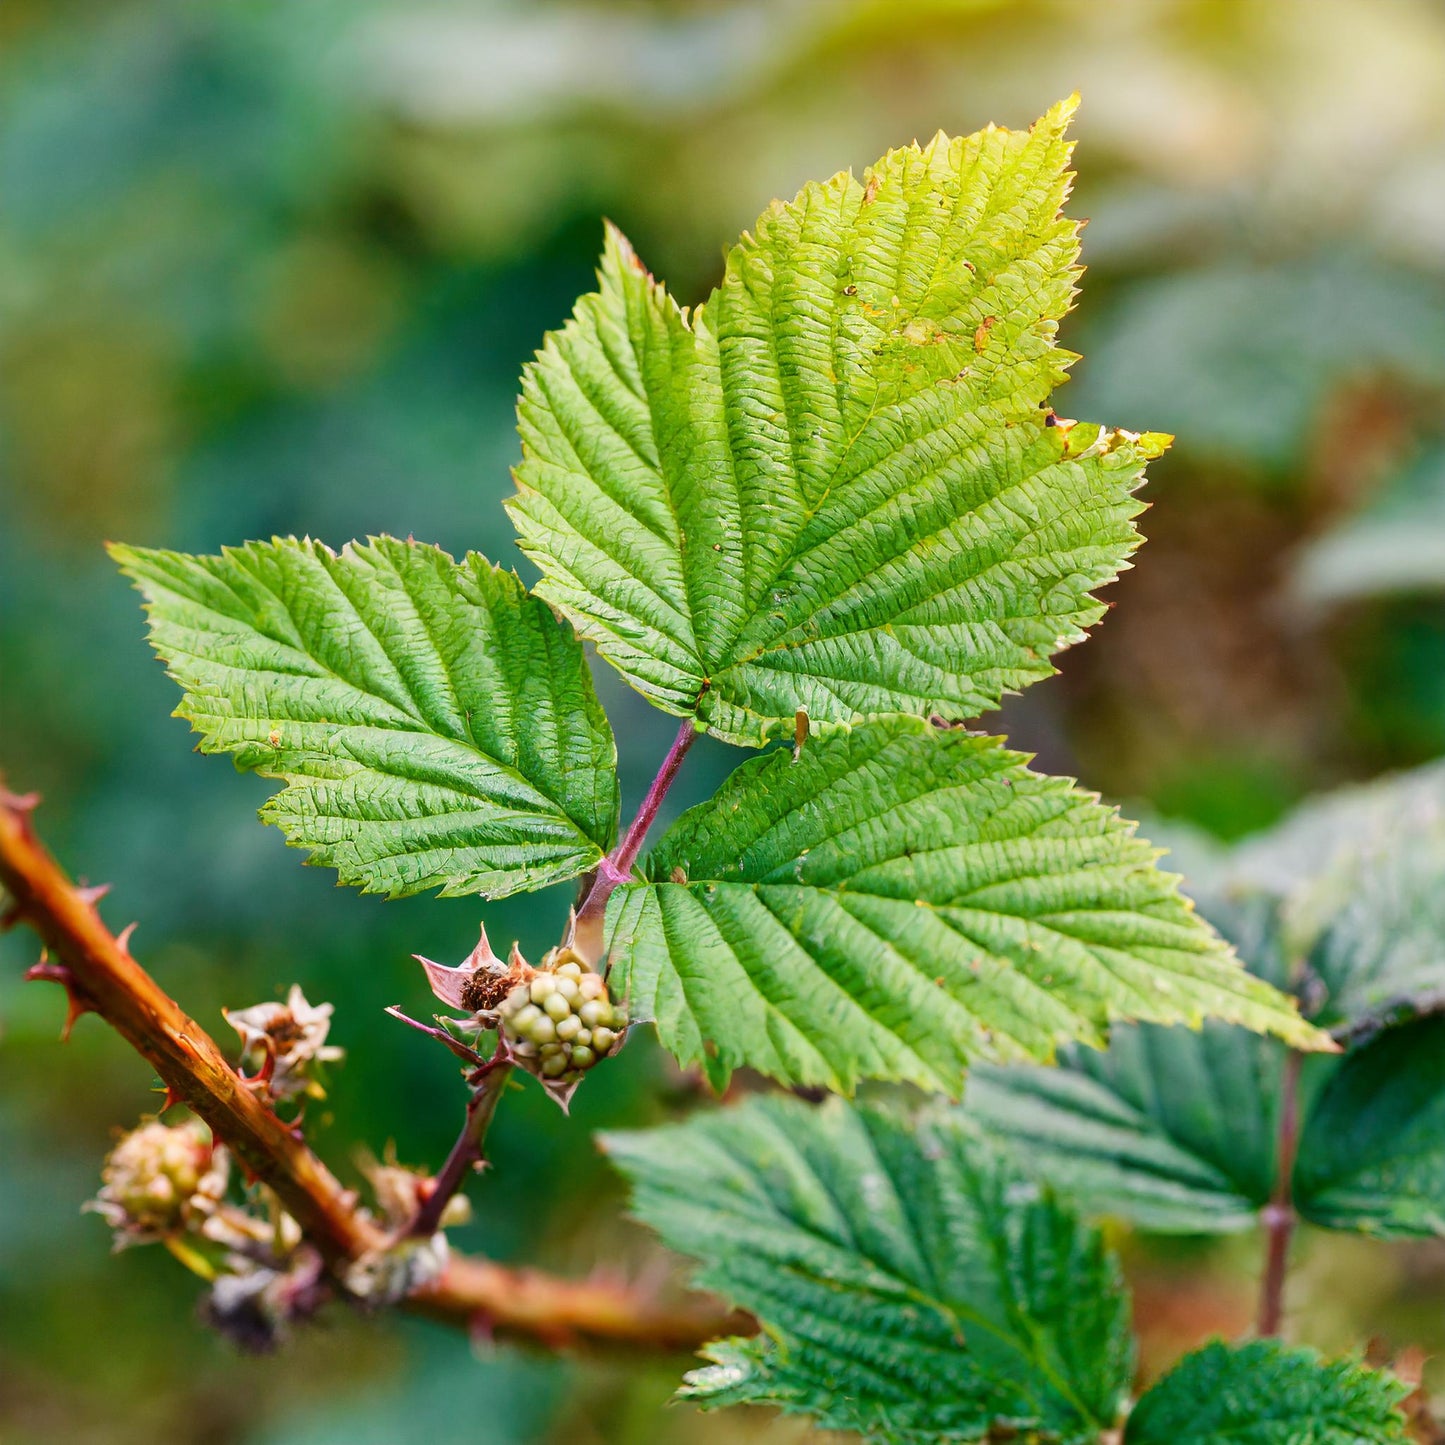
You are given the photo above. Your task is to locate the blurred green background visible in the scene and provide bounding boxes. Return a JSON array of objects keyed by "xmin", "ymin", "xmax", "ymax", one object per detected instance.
[{"xmin": 2, "ymin": 1, "xmax": 1444, "ymax": 1440}]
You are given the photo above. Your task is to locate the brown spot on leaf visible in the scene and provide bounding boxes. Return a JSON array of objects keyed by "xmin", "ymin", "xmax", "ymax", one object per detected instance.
[{"xmin": 973, "ymin": 316, "xmax": 998, "ymax": 352}]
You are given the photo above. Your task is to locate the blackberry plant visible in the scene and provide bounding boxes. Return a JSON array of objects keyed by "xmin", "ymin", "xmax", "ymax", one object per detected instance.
[{"xmin": 3, "ymin": 96, "xmax": 1440, "ymax": 1440}]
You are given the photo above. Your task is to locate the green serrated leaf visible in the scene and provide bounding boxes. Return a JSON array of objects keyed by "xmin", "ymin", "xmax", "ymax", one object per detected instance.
[
  {"xmin": 602, "ymin": 1094, "xmax": 1134, "ymax": 1444},
  {"xmin": 510, "ymin": 98, "xmax": 1161, "ymax": 746},
  {"xmin": 111, "ymin": 536, "xmax": 619, "ymax": 899},
  {"xmin": 605, "ymin": 717, "xmax": 1322, "ymax": 1094},
  {"xmin": 1296, "ymin": 1016, "xmax": 1445, "ymax": 1237},
  {"xmin": 1124, "ymin": 1339, "xmax": 1410, "ymax": 1444}
]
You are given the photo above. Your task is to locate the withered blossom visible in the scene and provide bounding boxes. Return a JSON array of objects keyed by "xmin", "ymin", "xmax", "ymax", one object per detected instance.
[
  {"xmin": 413, "ymin": 922, "xmax": 529, "ymax": 1015},
  {"xmin": 224, "ymin": 985, "xmax": 344, "ymax": 1100}
]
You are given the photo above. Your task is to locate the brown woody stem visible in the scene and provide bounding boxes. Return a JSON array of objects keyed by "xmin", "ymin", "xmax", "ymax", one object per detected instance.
[
  {"xmin": 411, "ymin": 1255, "xmax": 752, "ymax": 1351},
  {"xmin": 0, "ymin": 782, "xmax": 747, "ymax": 1353}
]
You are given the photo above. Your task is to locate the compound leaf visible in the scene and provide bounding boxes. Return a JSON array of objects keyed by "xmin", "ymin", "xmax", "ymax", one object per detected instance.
[
  {"xmin": 605, "ymin": 717, "xmax": 1322, "ymax": 1093},
  {"xmin": 112, "ymin": 536, "xmax": 619, "ymax": 899},
  {"xmin": 603, "ymin": 1094, "xmax": 1133, "ymax": 1444},
  {"xmin": 1125, "ymin": 1339, "xmax": 1410, "ymax": 1444},
  {"xmin": 510, "ymin": 98, "xmax": 1166, "ymax": 746}
]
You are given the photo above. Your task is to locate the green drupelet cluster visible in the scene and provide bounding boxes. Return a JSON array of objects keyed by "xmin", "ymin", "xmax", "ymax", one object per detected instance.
[{"xmin": 499, "ymin": 955, "xmax": 626, "ymax": 1084}]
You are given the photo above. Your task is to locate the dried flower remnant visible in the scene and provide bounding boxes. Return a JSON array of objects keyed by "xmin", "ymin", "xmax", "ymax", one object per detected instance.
[
  {"xmin": 202, "ymin": 1247, "xmax": 327, "ymax": 1353},
  {"xmin": 88, "ymin": 1117, "xmax": 229, "ymax": 1248},
  {"xmin": 224, "ymin": 985, "xmax": 344, "ymax": 1101},
  {"xmin": 414, "ymin": 922, "xmax": 528, "ymax": 1017}
]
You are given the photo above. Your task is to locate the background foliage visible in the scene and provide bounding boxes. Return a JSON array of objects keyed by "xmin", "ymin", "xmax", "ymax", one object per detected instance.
[{"xmin": 2, "ymin": 1, "xmax": 1444, "ymax": 1441}]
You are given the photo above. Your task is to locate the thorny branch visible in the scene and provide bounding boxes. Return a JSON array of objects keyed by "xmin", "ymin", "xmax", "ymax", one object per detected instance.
[{"xmin": 0, "ymin": 782, "xmax": 749, "ymax": 1353}]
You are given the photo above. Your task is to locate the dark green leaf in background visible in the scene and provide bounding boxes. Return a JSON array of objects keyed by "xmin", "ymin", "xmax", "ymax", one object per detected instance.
[
  {"xmin": 1124, "ymin": 1339, "xmax": 1410, "ymax": 1444},
  {"xmin": 966, "ymin": 1019, "xmax": 1284, "ymax": 1233},
  {"xmin": 603, "ymin": 1094, "xmax": 1134, "ymax": 1445},
  {"xmin": 1303, "ymin": 832, "xmax": 1445, "ymax": 1038},
  {"xmin": 971, "ymin": 768, "xmax": 1445, "ymax": 1240},
  {"xmin": 1296, "ymin": 1015, "xmax": 1445, "ymax": 1237}
]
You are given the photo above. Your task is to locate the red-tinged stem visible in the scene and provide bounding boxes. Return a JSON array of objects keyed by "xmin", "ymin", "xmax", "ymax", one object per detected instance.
[
  {"xmin": 575, "ymin": 718, "xmax": 698, "ymax": 958},
  {"xmin": 1257, "ymin": 1048, "xmax": 1303, "ymax": 1337},
  {"xmin": 407, "ymin": 1054, "xmax": 513, "ymax": 1240}
]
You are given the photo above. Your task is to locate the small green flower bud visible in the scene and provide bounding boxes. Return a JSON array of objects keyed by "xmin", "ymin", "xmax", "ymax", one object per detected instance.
[
  {"xmin": 510, "ymin": 1002, "xmax": 543, "ymax": 1034},
  {"xmin": 499, "ymin": 952, "xmax": 627, "ymax": 1103},
  {"xmin": 578, "ymin": 999, "xmax": 610, "ymax": 1030}
]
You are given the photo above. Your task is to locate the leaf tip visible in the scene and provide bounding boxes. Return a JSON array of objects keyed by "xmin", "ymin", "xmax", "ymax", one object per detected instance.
[{"xmin": 1047, "ymin": 92, "xmax": 1082, "ymax": 130}]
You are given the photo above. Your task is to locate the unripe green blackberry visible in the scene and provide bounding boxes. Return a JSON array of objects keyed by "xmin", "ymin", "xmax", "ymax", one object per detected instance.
[{"xmin": 497, "ymin": 948, "xmax": 627, "ymax": 1098}]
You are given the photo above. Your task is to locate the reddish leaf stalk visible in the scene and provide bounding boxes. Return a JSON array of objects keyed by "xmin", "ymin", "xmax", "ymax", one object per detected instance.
[
  {"xmin": 575, "ymin": 717, "xmax": 698, "ymax": 957},
  {"xmin": 0, "ymin": 783, "xmax": 747, "ymax": 1353},
  {"xmin": 407, "ymin": 1053, "xmax": 513, "ymax": 1240},
  {"xmin": 1257, "ymin": 1047, "xmax": 1303, "ymax": 1337}
]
